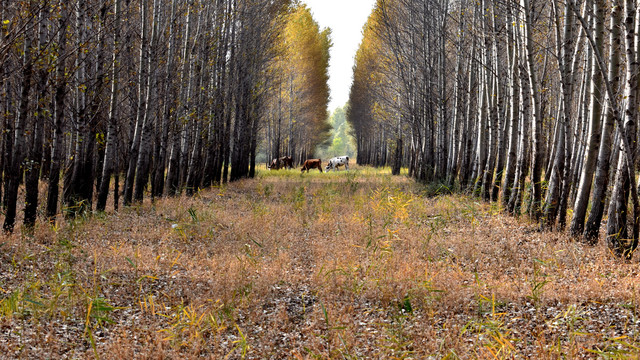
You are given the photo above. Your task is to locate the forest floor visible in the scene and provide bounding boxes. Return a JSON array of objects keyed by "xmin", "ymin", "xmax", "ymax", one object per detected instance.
[{"xmin": 1, "ymin": 166, "xmax": 640, "ymax": 359}]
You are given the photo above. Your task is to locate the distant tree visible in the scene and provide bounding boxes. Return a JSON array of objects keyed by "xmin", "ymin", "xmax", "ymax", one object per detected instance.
[{"xmin": 316, "ymin": 105, "xmax": 356, "ymax": 159}]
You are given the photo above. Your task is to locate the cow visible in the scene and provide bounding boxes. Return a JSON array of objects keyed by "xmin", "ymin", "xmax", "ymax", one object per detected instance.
[
  {"xmin": 268, "ymin": 158, "xmax": 281, "ymax": 170},
  {"xmin": 301, "ymin": 159, "xmax": 323, "ymax": 173},
  {"xmin": 268, "ymin": 156, "xmax": 293, "ymax": 170},
  {"xmin": 280, "ymin": 156, "xmax": 293, "ymax": 169},
  {"xmin": 325, "ymin": 156, "xmax": 349, "ymax": 172}
]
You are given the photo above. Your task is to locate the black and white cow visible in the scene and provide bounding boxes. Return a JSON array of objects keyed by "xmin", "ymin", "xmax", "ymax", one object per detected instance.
[{"xmin": 325, "ymin": 156, "xmax": 349, "ymax": 172}]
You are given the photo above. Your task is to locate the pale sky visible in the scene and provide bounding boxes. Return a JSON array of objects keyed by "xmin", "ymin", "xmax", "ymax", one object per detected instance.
[{"xmin": 303, "ymin": 0, "xmax": 377, "ymax": 112}]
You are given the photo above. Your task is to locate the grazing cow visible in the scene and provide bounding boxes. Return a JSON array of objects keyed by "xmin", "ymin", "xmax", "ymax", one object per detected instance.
[
  {"xmin": 325, "ymin": 156, "xmax": 349, "ymax": 172},
  {"xmin": 268, "ymin": 156, "xmax": 294, "ymax": 170},
  {"xmin": 301, "ymin": 159, "xmax": 323, "ymax": 173},
  {"xmin": 268, "ymin": 158, "xmax": 281, "ymax": 170},
  {"xmin": 280, "ymin": 156, "xmax": 293, "ymax": 169}
]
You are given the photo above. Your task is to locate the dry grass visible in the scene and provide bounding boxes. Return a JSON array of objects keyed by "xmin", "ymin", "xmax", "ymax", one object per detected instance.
[{"xmin": 1, "ymin": 165, "xmax": 640, "ymax": 359}]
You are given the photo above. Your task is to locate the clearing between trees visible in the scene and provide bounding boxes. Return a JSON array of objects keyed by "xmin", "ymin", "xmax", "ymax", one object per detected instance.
[{"xmin": 1, "ymin": 166, "xmax": 639, "ymax": 358}]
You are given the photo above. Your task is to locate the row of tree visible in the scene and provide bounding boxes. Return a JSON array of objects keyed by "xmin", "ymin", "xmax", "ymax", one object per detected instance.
[
  {"xmin": 0, "ymin": 0, "xmax": 331, "ymax": 232},
  {"xmin": 263, "ymin": 5, "xmax": 332, "ymax": 166},
  {"xmin": 348, "ymin": 0, "xmax": 640, "ymax": 258}
]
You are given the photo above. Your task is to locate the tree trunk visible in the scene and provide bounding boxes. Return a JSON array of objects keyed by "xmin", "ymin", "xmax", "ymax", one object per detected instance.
[
  {"xmin": 133, "ymin": 0, "xmax": 161, "ymax": 203},
  {"xmin": 501, "ymin": 18, "xmax": 520, "ymax": 209},
  {"xmin": 152, "ymin": 0, "xmax": 179, "ymax": 197},
  {"xmin": 522, "ymin": 0, "xmax": 543, "ymax": 221},
  {"xmin": 97, "ymin": 0, "xmax": 122, "ymax": 211},
  {"xmin": 570, "ymin": 0, "xmax": 605, "ymax": 236},
  {"xmin": 507, "ymin": 34, "xmax": 531, "ymax": 216},
  {"xmin": 24, "ymin": 7, "xmax": 49, "ymax": 228},
  {"xmin": 64, "ymin": 0, "xmax": 104, "ymax": 216},
  {"xmin": 124, "ymin": 0, "xmax": 151, "ymax": 205},
  {"xmin": 472, "ymin": 28, "xmax": 488, "ymax": 195},
  {"xmin": 541, "ymin": 115, "xmax": 565, "ymax": 230},
  {"xmin": 3, "ymin": 29, "xmax": 33, "ymax": 233},
  {"xmin": 584, "ymin": 3, "xmax": 622, "ymax": 243},
  {"xmin": 606, "ymin": 0, "xmax": 639, "ymax": 258},
  {"xmin": 46, "ymin": 1, "xmax": 68, "ymax": 222}
]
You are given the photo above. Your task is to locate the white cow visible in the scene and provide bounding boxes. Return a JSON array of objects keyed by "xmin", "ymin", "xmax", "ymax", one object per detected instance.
[{"xmin": 325, "ymin": 156, "xmax": 349, "ymax": 172}]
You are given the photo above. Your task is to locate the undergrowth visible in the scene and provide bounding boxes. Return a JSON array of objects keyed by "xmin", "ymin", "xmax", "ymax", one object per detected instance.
[{"xmin": 1, "ymin": 165, "xmax": 638, "ymax": 358}]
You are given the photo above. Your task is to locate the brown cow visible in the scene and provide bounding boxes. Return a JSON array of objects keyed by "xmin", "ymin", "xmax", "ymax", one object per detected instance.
[
  {"xmin": 268, "ymin": 156, "xmax": 294, "ymax": 170},
  {"xmin": 300, "ymin": 159, "xmax": 323, "ymax": 173}
]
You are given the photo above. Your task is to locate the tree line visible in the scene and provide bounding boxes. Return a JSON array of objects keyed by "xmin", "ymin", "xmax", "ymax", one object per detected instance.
[
  {"xmin": 348, "ymin": 0, "xmax": 640, "ymax": 258},
  {"xmin": 0, "ymin": 0, "xmax": 331, "ymax": 232},
  {"xmin": 263, "ymin": 4, "xmax": 331, "ymax": 166}
]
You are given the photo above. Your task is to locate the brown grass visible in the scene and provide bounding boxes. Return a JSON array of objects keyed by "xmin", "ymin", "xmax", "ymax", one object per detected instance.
[{"xmin": 1, "ymin": 165, "xmax": 640, "ymax": 359}]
